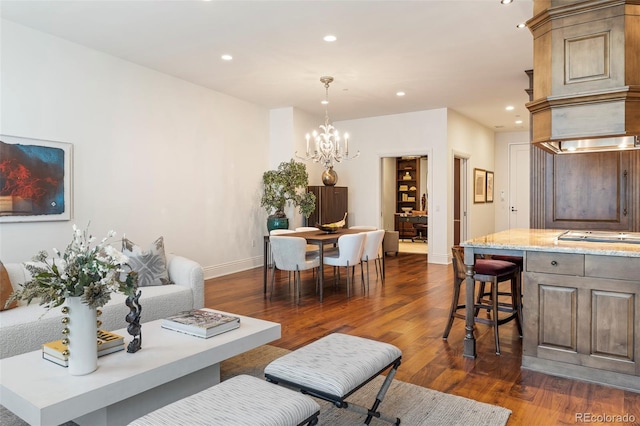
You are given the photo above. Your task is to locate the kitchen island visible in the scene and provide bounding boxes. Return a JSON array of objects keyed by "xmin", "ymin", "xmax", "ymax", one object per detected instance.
[{"xmin": 462, "ymin": 228, "xmax": 640, "ymax": 392}]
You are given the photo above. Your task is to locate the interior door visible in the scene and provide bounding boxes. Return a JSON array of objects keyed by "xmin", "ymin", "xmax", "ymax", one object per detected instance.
[
  {"xmin": 509, "ymin": 144, "xmax": 530, "ymax": 229},
  {"xmin": 453, "ymin": 155, "xmax": 468, "ymax": 245}
]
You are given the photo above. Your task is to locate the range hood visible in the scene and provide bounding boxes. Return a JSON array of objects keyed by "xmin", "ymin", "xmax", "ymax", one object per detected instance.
[
  {"xmin": 538, "ymin": 135, "xmax": 640, "ymax": 154},
  {"xmin": 526, "ymin": 0, "xmax": 640, "ymax": 154}
]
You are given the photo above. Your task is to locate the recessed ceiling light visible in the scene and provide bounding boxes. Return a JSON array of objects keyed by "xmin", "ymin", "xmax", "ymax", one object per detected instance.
[
  {"xmin": 505, "ymin": 105, "xmax": 514, "ymax": 111},
  {"xmin": 221, "ymin": 54, "xmax": 233, "ymax": 61},
  {"xmin": 515, "ymin": 120, "xmax": 523, "ymax": 124},
  {"xmin": 323, "ymin": 35, "xmax": 337, "ymax": 42},
  {"xmin": 516, "ymin": 23, "xmax": 527, "ymax": 29},
  {"xmin": 396, "ymin": 91, "xmax": 406, "ymax": 97},
  {"xmin": 321, "ymin": 100, "xmax": 329, "ymax": 105},
  {"xmin": 500, "ymin": 0, "xmax": 513, "ymax": 4}
]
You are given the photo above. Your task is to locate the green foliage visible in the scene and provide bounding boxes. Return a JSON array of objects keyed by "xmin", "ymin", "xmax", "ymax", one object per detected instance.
[
  {"xmin": 6, "ymin": 225, "xmax": 138, "ymax": 311},
  {"xmin": 261, "ymin": 159, "xmax": 316, "ymax": 218}
]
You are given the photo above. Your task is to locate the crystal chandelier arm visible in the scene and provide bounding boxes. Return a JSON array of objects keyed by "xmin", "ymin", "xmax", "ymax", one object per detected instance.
[{"xmin": 296, "ymin": 76, "xmax": 357, "ymax": 170}]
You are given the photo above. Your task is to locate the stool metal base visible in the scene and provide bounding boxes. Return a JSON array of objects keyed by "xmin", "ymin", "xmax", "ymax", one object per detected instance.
[{"xmin": 266, "ymin": 357, "xmax": 401, "ymax": 425}]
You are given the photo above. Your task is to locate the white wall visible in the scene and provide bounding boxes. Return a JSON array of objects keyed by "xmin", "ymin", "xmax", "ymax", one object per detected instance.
[
  {"xmin": 447, "ymin": 110, "xmax": 497, "ymax": 241},
  {"xmin": 0, "ymin": 20, "xmax": 270, "ymax": 278}
]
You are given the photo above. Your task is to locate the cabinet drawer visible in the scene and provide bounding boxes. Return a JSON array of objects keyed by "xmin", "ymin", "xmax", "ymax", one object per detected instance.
[
  {"xmin": 526, "ymin": 252, "xmax": 584, "ymax": 276},
  {"xmin": 585, "ymin": 255, "xmax": 640, "ymax": 281}
]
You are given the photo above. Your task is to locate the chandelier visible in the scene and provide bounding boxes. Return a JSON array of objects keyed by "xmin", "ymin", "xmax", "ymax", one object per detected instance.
[{"xmin": 296, "ymin": 76, "xmax": 359, "ymax": 170}]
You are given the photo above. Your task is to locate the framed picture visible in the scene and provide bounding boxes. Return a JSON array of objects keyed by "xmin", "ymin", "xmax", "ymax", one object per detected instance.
[
  {"xmin": 473, "ymin": 168, "xmax": 486, "ymax": 204},
  {"xmin": 0, "ymin": 135, "xmax": 73, "ymax": 222},
  {"xmin": 486, "ymin": 171, "xmax": 494, "ymax": 203}
]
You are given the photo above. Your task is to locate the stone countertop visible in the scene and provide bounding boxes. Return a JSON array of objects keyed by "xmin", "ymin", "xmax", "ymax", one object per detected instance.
[{"xmin": 461, "ymin": 228, "xmax": 640, "ymax": 258}]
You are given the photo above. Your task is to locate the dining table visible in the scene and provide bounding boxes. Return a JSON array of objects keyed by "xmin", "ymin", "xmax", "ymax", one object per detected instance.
[{"xmin": 263, "ymin": 228, "xmax": 377, "ymax": 302}]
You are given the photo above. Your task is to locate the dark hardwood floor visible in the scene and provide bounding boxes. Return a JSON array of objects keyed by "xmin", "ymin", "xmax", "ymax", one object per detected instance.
[{"xmin": 206, "ymin": 253, "xmax": 639, "ymax": 425}]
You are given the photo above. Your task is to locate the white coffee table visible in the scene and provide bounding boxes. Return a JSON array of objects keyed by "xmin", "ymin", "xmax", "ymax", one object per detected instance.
[{"xmin": 0, "ymin": 310, "xmax": 281, "ymax": 426}]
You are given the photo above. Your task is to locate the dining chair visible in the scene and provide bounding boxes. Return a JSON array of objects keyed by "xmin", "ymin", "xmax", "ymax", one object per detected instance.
[
  {"xmin": 270, "ymin": 229, "xmax": 295, "ymax": 235},
  {"xmin": 269, "ymin": 236, "xmax": 319, "ymax": 304},
  {"xmin": 323, "ymin": 233, "xmax": 365, "ymax": 297},
  {"xmin": 295, "ymin": 227, "xmax": 319, "ymax": 232},
  {"xmin": 360, "ymin": 229, "xmax": 386, "ymax": 288},
  {"xmin": 269, "ymin": 229, "xmax": 296, "ymax": 285},
  {"xmin": 294, "ymin": 226, "xmax": 321, "ymax": 255}
]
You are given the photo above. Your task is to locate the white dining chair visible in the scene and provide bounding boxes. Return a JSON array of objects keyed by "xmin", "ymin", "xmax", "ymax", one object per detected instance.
[
  {"xmin": 360, "ymin": 229, "xmax": 386, "ymax": 288},
  {"xmin": 323, "ymin": 233, "xmax": 365, "ymax": 297},
  {"xmin": 294, "ymin": 226, "xmax": 321, "ymax": 256},
  {"xmin": 269, "ymin": 236, "xmax": 320, "ymax": 303},
  {"xmin": 269, "ymin": 229, "xmax": 296, "ymax": 285},
  {"xmin": 270, "ymin": 229, "xmax": 295, "ymax": 235}
]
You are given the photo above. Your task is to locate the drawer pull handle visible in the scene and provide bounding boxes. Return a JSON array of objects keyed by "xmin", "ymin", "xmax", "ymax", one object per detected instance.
[{"xmin": 551, "ymin": 260, "xmax": 558, "ymax": 266}]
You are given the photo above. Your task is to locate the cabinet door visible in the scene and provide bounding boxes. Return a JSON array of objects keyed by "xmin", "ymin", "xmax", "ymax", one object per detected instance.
[
  {"xmin": 544, "ymin": 151, "xmax": 630, "ymax": 230},
  {"xmin": 524, "ymin": 271, "xmax": 639, "ymax": 375},
  {"xmin": 307, "ymin": 186, "xmax": 348, "ymax": 226},
  {"xmin": 322, "ymin": 187, "xmax": 348, "ymax": 225}
]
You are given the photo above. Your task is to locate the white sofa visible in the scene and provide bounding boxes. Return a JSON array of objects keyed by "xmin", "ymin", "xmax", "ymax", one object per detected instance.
[{"xmin": 0, "ymin": 254, "xmax": 204, "ymax": 359}]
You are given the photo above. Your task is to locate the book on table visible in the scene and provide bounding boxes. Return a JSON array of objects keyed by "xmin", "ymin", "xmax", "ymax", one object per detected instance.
[
  {"xmin": 42, "ymin": 330, "xmax": 125, "ymax": 367},
  {"xmin": 161, "ymin": 309, "xmax": 241, "ymax": 338}
]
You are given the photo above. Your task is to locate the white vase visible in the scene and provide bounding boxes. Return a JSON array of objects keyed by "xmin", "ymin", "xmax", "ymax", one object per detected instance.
[{"xmin": 65, "ymin": 296, "xmax": 98, "ymax": 375}]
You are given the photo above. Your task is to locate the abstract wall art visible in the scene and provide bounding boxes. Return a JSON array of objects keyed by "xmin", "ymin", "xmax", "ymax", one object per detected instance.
[{"xmin": 0, "ymin": 135, "xmax": 73, "ymax": 222}]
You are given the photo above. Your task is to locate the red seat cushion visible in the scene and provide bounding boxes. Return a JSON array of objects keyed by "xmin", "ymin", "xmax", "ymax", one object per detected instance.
[
  {"xmin": 475, "ymin": 259, "xmax": 518, "ymax": 276},
  {"xmin": 490, "ymin": 255, "xmax": 523, "ymax": 268}
]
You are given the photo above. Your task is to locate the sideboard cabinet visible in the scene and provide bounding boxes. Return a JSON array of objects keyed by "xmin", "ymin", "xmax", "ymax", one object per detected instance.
[{"xmin": 306, "ymin": 186, "xmax": 348, "ymax": 227}]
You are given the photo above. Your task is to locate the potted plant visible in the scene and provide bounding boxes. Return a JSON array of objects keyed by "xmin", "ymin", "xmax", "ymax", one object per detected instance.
[{"xmin": 261, "ymin": 159, "xmax": 316, "ymax": 231}]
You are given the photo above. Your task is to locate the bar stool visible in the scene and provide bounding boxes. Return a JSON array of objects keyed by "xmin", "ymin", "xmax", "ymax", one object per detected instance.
[
  {"xmin": 487, "ymin": 254, "xmax": 524, "ymax": 324},
  {"xmin": 443, "ymin": 246, "xmax": 522, "ymax": 355}
]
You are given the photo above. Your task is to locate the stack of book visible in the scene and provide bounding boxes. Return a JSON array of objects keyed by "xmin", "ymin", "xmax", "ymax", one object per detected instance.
[
  {"xmin": 42, "ymin": 330, "xmax": 125, "ymax": 367},
  {"xmin": 161, "ymin": 309, "xmax": 241, "ymax": 338}
]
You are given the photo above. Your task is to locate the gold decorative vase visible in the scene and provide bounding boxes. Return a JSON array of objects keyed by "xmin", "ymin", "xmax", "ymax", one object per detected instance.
[{"xmin": 322, "ymin": 167, "xmax": 338, "ymax": 186}]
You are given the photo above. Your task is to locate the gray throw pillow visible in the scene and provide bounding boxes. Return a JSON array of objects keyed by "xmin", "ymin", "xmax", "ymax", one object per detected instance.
[{"xmin": 121, "ymin": 236, "xmax": 172, "ymax": 287}]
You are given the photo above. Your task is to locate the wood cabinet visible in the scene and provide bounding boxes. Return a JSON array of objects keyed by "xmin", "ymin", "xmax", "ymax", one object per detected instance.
[
  {"xmin": 395, "ymin": 216, "xmax": 416, "ymax": 240},
  {"xmin": 526, "ymin": 1, "xmax": 640, "ymax": 149},
  {"xmin": 532, "ymin": 149, "xmax": 640, "ymax": 231},
  {"xmin": 523, "ymin": 252, "xmax": 640, "ymax": 389},
  {"xmin": 306, "ymin": 186, "xmax": 348, "ymax": 227},
  {"xmin": 544, "ymin": 151, "xmax": 631, "ymax": 230}
]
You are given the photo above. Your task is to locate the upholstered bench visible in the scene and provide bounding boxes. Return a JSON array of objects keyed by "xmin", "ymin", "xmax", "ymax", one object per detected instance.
[
  {"xmin": 128, "ymin": 374, "xmax": 320, "ymax": 426},
  {"xmin": 264, "ymin": 333, "xmax": 402, "ymax": 425}
]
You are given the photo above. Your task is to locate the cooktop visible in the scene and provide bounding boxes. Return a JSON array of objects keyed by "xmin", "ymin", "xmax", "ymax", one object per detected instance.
[{"xmin": 557, "ymin": 230, "xmax": 640, "ymax": 244}]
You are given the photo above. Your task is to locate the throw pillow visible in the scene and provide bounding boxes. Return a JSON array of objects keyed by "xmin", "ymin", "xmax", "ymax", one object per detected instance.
[
  {"xmin": 121, "ymin": 236, "xmax": 172, "ymax": 287},
  {"xmin": 0, "ymin": 260, "xmax": 18, "ymax": 310}
]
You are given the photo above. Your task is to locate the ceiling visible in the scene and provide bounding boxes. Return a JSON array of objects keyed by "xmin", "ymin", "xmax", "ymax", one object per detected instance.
[{"xmin": 0, "ymin": 0, "xmax": 534, "ymax": 132}]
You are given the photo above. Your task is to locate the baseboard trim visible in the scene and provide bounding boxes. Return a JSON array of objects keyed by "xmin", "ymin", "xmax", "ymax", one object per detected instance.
[{"xmin": 203, "ymin": 256, "xmax": 263, "ymax": 279}]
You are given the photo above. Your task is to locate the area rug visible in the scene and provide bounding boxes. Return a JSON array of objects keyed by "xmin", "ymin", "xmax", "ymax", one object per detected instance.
[
  {"xmin": 221, "ymin": 345, "xmax": 511, "ymax": 426},
  {"xmin": 1, "ymin": 345, "xmax": 511, "ymax": 426}
]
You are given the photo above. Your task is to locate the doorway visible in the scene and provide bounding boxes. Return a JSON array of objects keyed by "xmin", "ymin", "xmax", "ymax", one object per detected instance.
[
  {"xmin": 380, "ymin": 155, "xmax": 429, "ymax": 255},
  {"xmin": 453, "ymin": 155, "xmax": 468, "ymax": 246}
]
